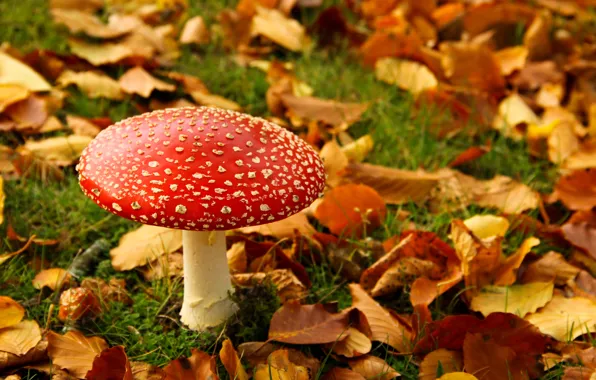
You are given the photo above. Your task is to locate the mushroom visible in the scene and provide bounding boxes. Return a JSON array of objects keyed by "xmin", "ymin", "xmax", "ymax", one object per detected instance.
[{"xmin": 76, "ymin": 106, "xmax": 326, "ymax": 330}]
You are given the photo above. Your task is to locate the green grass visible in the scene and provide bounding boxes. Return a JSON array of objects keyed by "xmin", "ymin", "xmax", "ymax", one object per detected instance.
[{"xmin": 0, "ymin": 0, "xmax": 573, "ymax": 379}]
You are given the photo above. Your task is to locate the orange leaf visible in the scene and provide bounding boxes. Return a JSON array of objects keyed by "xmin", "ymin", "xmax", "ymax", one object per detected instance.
[
  {"xmin": 553, "ymin": 169, "xmax": 596, "ymax": 211},
  {"xmin": 219, "ymin": 339, "xmax": 249, "ymax": 380},
  {"xmin": 0, "ymin": 296, "xmax": 25, "ymax": 329},
  {"xmin": 349, "ymin": 284, "xmax": 412, "ymax": 353},
  {"xmin": 521, "ymin": 252, "xmax": 581, "ymax": 285},
  {"xmin": 47, "ymin": 330, "xmax": 108, "ymax": 379},
  {"xmin": 463, "ymin": 333, "xmax": 517, "ymax": 380},
  {"xmin": 268, "ymin": 301, "xmax": 350, "ymax": 345},
  {"xmin": 119, "ymin": 67, "xmax": 176, "ymax": 98},
  {"xmin": 253, "ymin": 349, "xmax": 309, "ymax": 380},
  {"xmin": 314, "ymin": 184, "xmax": 386, "ymax": 238},
  {"xmin": 32, "ymin": 268, "xmax": 72, "ymax": 291},
  {"xmin": 163, "ymin": 349, "xmax": 219, "ymax": 380},
  {"xmin": 323, "ymin": 367, "xmax": 366, "ymax": 380},
  {"xmin": 360, "ymin": 31, "xmax": 423, "ymax": 66},
  {"xmin": 462, "ymin": 3, "xmax": 536, "ymax": 37},
  {"xmin": 419, "ymin": 349, "xmax": 462, "ymax": 380},
  {"xmin": 86, "ymin": 346, "xmax": 133, "ymax": 380},
  {"xmin": 348, "ymin": 355, "xmax": 400, "ymax": 379},
  {"xmin": 280, "ymin": 94, "xmax": 369, "ymax": 127},
  {"xmin": 448, "ymin": 145, "xmax": 491, "ymax": 168}
]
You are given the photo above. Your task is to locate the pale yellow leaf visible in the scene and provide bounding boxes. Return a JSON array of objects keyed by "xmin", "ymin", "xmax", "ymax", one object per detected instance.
[
  {"xmin": 190, "ymin": 91, "xmax": 242, "ymax": 111},
  {"xmin": 0, "ymin": 84, "xmax": 29, "ymax": 112},
  {"xmin": 251, "ymin": 6, "xmax": 308, "ymax": 52},
  {"xmin": 0, "ymin": 296, "xmax": 25, "ymax": 329},
  {"xmin": 66, "ymin": 115, "xmax": 101, "ymax": 137},
  {"xmin": 320, "ymin": 140, "xmax": 348, "ymax": 188},
  {"xmin": 463, "ymin": 214, "xmax": 510, "ymax": 240},
  {"xmin": 110, "ymin": 225, "xmax": 182, "ymax": 271},
  {"xmin": 51, "ymin": 9, "xmax": 135, "ymax": 39},
  {"xmin": 525, "ymin": 294, "xmax": 596, "ymax": 341},
  {"xmin": 470, "ymin": 282, "xmax": 554, "ymax": 317},
  {"xmin": 235, "ymin": 211, "xmax": 316, "ymax": 241},
  {"xmin": 342, "ymin": 135, "xmax": 374, "ymax": 163},
  {"xmin": 547, "ymin": 122, "xmax": 579, "ymax": 165},
  {"xmin": 253, "ymin": 349, "xmax": 310, "ymax": 380},
  {"xmin": 375, "ymin": 58, "xmax": 438, "ymax": 95},
  {"xmin": 495, "ymin": 46, "xmax": 528, "ymax": 76},
  {"xmin": 0, "ymin": 52, "xmax": 51, "ymax": 92},
  {"xmin": 21, "ymin": 135, "xmax": 93, "ymax": 166},
  {"xmin": 119, "ymin": 67, "xmax": 175, "ymax": 98},
  {"xmin": 0, "ymin": 320, "xmax": 41, "ymax": 356},
  {"xmin": 419, "ymin": 349, "xmax": 462, "ymax": 380},
  {"xmin": 438, "ymin": 373, "xmax": 478, "ymax": 380},
  {"xmin": 68, "ymin": 38, "xmax": 134, "ymax": 66},
  {"xmin": 331, "ymin": 327, "xmax": 372, "ymax": 358},
  {"xmin": 492, "ymin": 93, "xmax": 539, "ymax": 140},
  {"xmin": 180, "ymin": 16, "xmax": 210, "ymax": 45},
  {"xmin": 56, "ymin": 70, "xmax": 124, "ymax": 100},
  {"xmin": 47, "ymin": 330, "xmax": 108, "ymax": 379}
]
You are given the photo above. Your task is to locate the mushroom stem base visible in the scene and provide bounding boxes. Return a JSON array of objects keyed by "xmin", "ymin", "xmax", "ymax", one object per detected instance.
[{"xmin": 180, "ymin": 230, "xmax": 237, "ymax": 331}]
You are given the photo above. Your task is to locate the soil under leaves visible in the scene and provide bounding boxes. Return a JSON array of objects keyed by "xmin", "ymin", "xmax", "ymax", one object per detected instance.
[{"xmin": 1, "ymin": 0, "xmax": 596, "ymax": 379}]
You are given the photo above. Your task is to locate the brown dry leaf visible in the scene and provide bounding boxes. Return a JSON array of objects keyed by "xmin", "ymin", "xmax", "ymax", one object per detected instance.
[
  {"xmin": 470, "ymin": 282, "xmax": 554, "ymax": 318},
  {"xmin": 552, "ymin": 169, "xmax": 596, "ymax": 211},
  {"xmin": 56, "ymin": 70, "xmax": 124, "ymax": 100},
  {"xmin": 281, "ymin": 94, "xmax": 368, "ymax": 127},
  {"xmin": 119, "ymin": 67, "xmax": 176, "ymax": 98},
  {"xmin": 47, "ymin": 330, "xmax": 108, "ymax": 379},
  {"xmin": 67, "ymin": 38, "xmax": 136, "ymax": 66},
  {"xmin": 253, "ymin": 349, "xmax": 309, "ymax": 380},
  {"xmin": 86, "ymin": 346, "xmax": 133, "ymax": 380},
  {"xmin": 236, "ymin": 210, "xmax": 316, "ymax": 241},
  {"xmin": 190, "ymin": 91, "xmax": 242, "ymax": 111},
  {"xmin": 81, "ymin": 278, "xmax": 132, "ymax": 305},
  {"xmin": 4, "ymin": 95, "xmax": 48, "ymax": 132},
  {"xmin": 492, "ymin": 93, "xmax": 539, "ymax": 140},
  {"xmin": 495, "ymin": 46, "xmax": 528, "ymax": 76},
  {"xmin": 462, "ymin": 333, "xmax": 518, "ymax": 380},
  {"xmin": 524, "ymin": 11, "xmax": 552, "ymax": 61},
  {"xmin": 219, "ymin": 339, "xmax": 249, "ymax": 380},
  {"xmin": 440, "ymin": 42, "xmax": 505, "ymax": 95},
  {"xmin": 110, "ymin": 225, "xmax": 182, "ymax": 271},
  {"xmin": 0, "ymin": 84, "xmax": 29, "ymax": 112},
  {"xmin": 251, "ymin": 6, "xmax": 308, "ymax": 52},
  {"xmin": 180, "ymin": 16, "xmax": 210, "ymax": 45},
  {"xmin": 375, "ymin": 58, "xmax": 438, "ymax": 95},
  {"xmin": 38, "ymin": 116, "xmax": 64, "ymax": 134},
  {"xmin": 58, "ymin": 287, "xmax": 102, "ymax": 322},
  {"xmin": 330, "ymin": 327, "xmax": 371, "ymax": 358},
  {"xmin": 20, "ymin": 135, "xmax": 92, "ymax": 166},
  {"xmin": 348, "ymin": 356, "xmax": 399, "ymax": 379},
  {"xmin": 142, "ymin": 252, "xmax": 183, "ymax": 281},
  {"xmin": 227, "ymin": 242, "xmax": 248, "ymax": 274},
  {"xmin": 360, "ymin": 30, "xmax": 423, "ymax": 67},
  {"xmin": 320, "ymin": 140, "xmax": 348, "ymax": 187},
  {"xmin": 0, "ymin": 296, "xmax": 25, "ymax": 329},
  {"xmin": 462, "ymin": 3, "xmax": 536, "ymax": 37},
  {"xmin": 149, "ymin": 98, "xmax": 197, "ymax": 111},
  {"xmin": 494, "ymin": 237, "xmax": 540, "ymax": 286},
  {"xmin": 66, "ymin": 115, "xmax": 102, "ymax": 138},
  {"xmin": 521, "ymin": 251, "xmax": 580, "ymax": 285},
  {"xmin": 340, "ymin": 163, "xmax": 445, "ymax": 205},
  {"xmin": 371, "ymin": 256, "xmax": 440, "ymax": 297},
  {"xmin": 448, "ymin": 144, "xmax": 491, "ymax": 168},
  {"xmin": 575, "ymin": 271, "xmax": 596, "ymax": 298},
  {"xmin": 0, "ymin": 339, "xmax": 48, "ymax": 373},
  {"xmin": 129, "ymin": 361, "xmax": 166, "ymax": 380},
  {"xmin": 233, "ymin": 269, "xmax": 308, "ymax": 302},
  {"xmin": 511, "ymin": 61, "xmax": 564, "ymax": 91},
  {"xmin": 49, "ymin": 0, "xmax": 103, "ymax": 12},
  {"xmin": 525, "ymin": 294, "xmax": 596, "ymax": 341},
  {"xmin": 163, "ymin": 349, "xmax": 219, "ymax": 380},
  {"xmin": 323, "ymin": 367, "xmax": 366, "ymax": 380},
  {"xmin": 32, "ymin": 268, "xmax": 72, "ymax": 291},
  {"xmin": 268, "ymin": 301, "xmax": 350, "ymax": 344},
  {"xmin": 419, "ymin": 349, "xmax": 462, "ymax": 380},
  {"xmin": 0, "ymin": 176, "xmax": 4, "ymax": 226},
  {"xmin": 50, "ymin": 9, "xmax": 136, "ymax": 39},
  {"xmin": 314, "ymin": 183, "xmax": 386, "ymax": 238},
  {"xmin": 0, "ymin": 320, "xmax": 41, "ymax": 356},
  {"xmin": 0, "ymin": 51, "xmax": 51, "ymax": 91},
  {"xmin": 547, "ymin": 122, "xmax": 580, "ymax": 165},
  {"xmin": 349, "ymin": 284, "xmax": 412, "ymax": 353}
]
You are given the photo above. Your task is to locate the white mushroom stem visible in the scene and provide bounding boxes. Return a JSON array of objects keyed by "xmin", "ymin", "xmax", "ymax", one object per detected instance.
[{"xmin": 180, "ymin": 230, "xmax": 238, "ymax": 330}]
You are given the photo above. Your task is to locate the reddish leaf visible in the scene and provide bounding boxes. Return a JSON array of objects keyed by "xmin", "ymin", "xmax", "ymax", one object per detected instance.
[
  {"xmin": 552, "ymin": 169, "xmax": 596, "ymax": 211},
  {"xmin": 323, "ymin": 367, "xmax": 366, "ymax": 380},
  {"xmin": 219, "ymin": 339, "xmax": 249, "ymax": 380},
  {"xmin": 448, "ymin": 145, "xmax": 491, "ymax": 168},
  {"xmin": 309, "ymin": 6, "xmax": 367, "ymax": 48},
  {"xmin": 86, "ymin": 346, "xmax": 133, "ymax": 380},
  {"xmin": 163, "ymin": 349, "xmax": 218, "ymax": 380},
  {"xmin": 414, "ymin": 315, "xmax": 482, "ymax": 354}
]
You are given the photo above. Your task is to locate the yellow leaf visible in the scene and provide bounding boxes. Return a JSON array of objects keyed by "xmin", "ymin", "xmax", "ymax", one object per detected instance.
[
  {"xmin": 219, "ymin": 339, "xmax": 249, "ymax": 380},
  {"xmin": 119, "ymin": 67, "xmax": 176, "ymax": 98},
  {"xmin": 375, "ymin": 58, "xmax": 438, "ymax": 95},
  {"xmin": 547, "ymin": 122, "xmax": 579, "ymax": 165},
  {"xmin": 50, "ymin": 9, "xmax": 135, "ymax": 39},
  {"xmin": 251, "ymin": 6, "xmax": 308, "ymax": 52},
  {"xmin": 32, "ymin": 268, "xmax": 72, "ymax": 291},
  {"xmin": 0, "ymin": 84, "xmax": 29, "ymax": 112},
  {"xmin": 66, "ymin": 115, "xmax": 102, "ymax": 137},
  {"xmin": 0, "ymin": 320, "xmax": 41, "ymax": 356},
  {"xmin": 68, "ymin": 38, "xmax": 134, "ymax": 66},
  {"xmin": 493, "ymin": 93, "xmax": 539, "ymax": 140},
  {"xmin": 0, "ymin": 296, "xmax": 24, "ymax": 329},
  {"xmin": 525, "ymin": 294, "xmax": 596, "ymax": 341},
  {"xmin": 331, "ymin": 327, "xmax": 372, "ymax": 358},
  {"xmin": 110, "ymin": 225, "xmax": 182, "ymax": 271},
  {"xmin": 21, "ymin": 135, "xmax": 93, "ymax": 166},
  {"xmin": 56, "ymin": 70, "xmax": 124, "ymax": 100},
  {"xmin": 320, "ymin": 140, "xmax": 348, "ymax": 188},
  {"xmin": 47, "ymin": 330, "xmax": 108, "ymax": 379},
  {"xmin": 190, "ymin": 91, "xmax": 242, "ymax": 111},
  {"xmin": 0, "ymin": 52, "xmax": 51, "ymax": 92},
  {"xmin": 419, "ymin": 349, "xmax": 462, "ymax": 380},
  {"xmin": 280, "ymin": 94, "xmax": 368, "ymax": 127},
  {"xmin": 235, "ymin": 211, "xmax": 316, "ymax": 241},
  {"xmin": 495, "ymin": 46, "xmax": 528, "ymax": 76},
  {"xmin": 342, "ymin": 135, "xmax": 374, "ymax": 163},
  {"xmin": 180, "ymin": 16, "xmax": 210, "ymax": 45},
  {"xmin": 253, "ymin": 350, "xmax": 310, "ymax": 380},
  {"xmin": 471, "ymin": 282, "xmax": 554, "ymax": 317},
  {"xmin": 463, "ymin": 215, "xmax": 510, "ymax": 240},
  {"xmin": 349, "ymin": 355, "xmax": 400, "ymax": 379},
  {"xmin": 438, "ymin": 373, "xmax": 478, "ymax": 380}
]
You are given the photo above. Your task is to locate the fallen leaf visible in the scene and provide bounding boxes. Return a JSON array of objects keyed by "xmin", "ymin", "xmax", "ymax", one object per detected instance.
[
  {"xmin": 574, "ymin": 271, "xmax": 596, "ymax": 298},
  {"xmin": 323, "ymin": 367, "xmax": 366, "ymax": 380},
  {"xmin": 4, "ymin": 95, "xmax": 48, "ymax": 132},
  {"xmin": 314, "ymin": 184, "xmax": 386, "ymax": 238},
  {"xmin": 85, "ymin": 346, "xmax": 133, "ymax": 380},
  {"xmin": 47, "ymin": 330, "xmax": 108, "ymax": 379},
  {"xmin": 462, "ymin": 3, "xmax": 536, "ymax": 37},
  {"xmin": 349, "ymin": 284, "xmax": 412, "ymax": 352},
  {"xmin": 553, "ymin": 169, "xmax": 596, "ymax": 211},
  {"xmin": 253, "ymin": 349, "xmax": 309, "ymax": 380},
  {"xmin": 236, "ymin": 211, "xmax": 316, "ymax": 241},
  {"xmin": 375, "ymin": 58, "xmax": 438, "ymax": 95},
  {"xmin": 0, "ymin": 320, "xmax": 41, "ymax": 356},
  {"xmin": 129, "ymin": 361, "xmax": 166, "ymax": 380},
  {"xmin": 58, "ymin": 287, "xmax": 102, "ymax": 322},
  {"xmin": 360, "ymin": 30, "xmax": 423, "ymax": 67},
  {"xmin": 180, "ymin": 16, "xmax": 209, "ymax": 45},
  {"xmin": 21, "ymin": 135, "xmax": 93, "ymax": 166},
  {"xmin": 0, "ymin": 296, "xmax": 25, "ymax": 329},
  {"xmin": 67, "ymin": 38, "xmax": 136, "ymax": 66},
  {"xmin": 494, "ymin": 237, "xmax": 540, "ymax": 286},
  {"xmin": 268, "ymin": 301, "xmax": 350, "ymax": 344},
  {"xmin": 525, "ymin": 294, "xmax": 596, "ymax": 341},
  {"xmin": 251, "ymin": 6, "xmax": 308, "ymax": 52},
  {"xmin": 470, "ymin": 282, "xmax": 554, "ymax": 317},
  {"xmin": 462, "ymin": 333, "xmax": 518, "ymax": 380},
  {"xmin": 339, "ymin": 163, "xmax": 445, "ymax": 205},
  {"xmin": 495, "ymin": 46, "xmax": 528, "ymax": 76},
  {"xmin": 190, "ymin": 91, "xmax": 242, "ymax": 111},
  {"xmin": 492, "ymin": 93, "xmax": 539, "ymax": 140},
  {"xmin": 342, "ymin": 135, "xmax": 374, "ymax": 163},
  {"xmin": 330, "ymin": 327, "xmax": 372, "ymax": 358},
  {"xmin": 348, "ymin": 356, "xmax": 399, "ymax": 379},
  {"xmin": 32, "ymin": 268, "xmax": 72, "ymax": 291},
  {"xmin": 119, "ymin": 67, "xmax": 176, "ymax": 98},
  {"xmin": 163, "ymin": 349, "xmax": 219, "ymax": 380},
  {"xmin": 320, "ymin": 140, "xmax": 348, "ymax": 187},
  {"xmin": 80, "ymin": 278, "xmax": 132, "ymax": 305},
  {"xmin": 51, "ymin": 9, "xmax": 136, "ymax": 39},
  {"xmin": 438, "ymin": 374, "xmax": 478, "ymax": 380},
  {"xmin": 0, "ymin": 176, "xmax": 4, "ymax": 225},
  {"xmin": 548, "ymin": 122, "xmax": 579, "ymax": 165},
  {"xmin": 67, "ymin": 115, "xmax": 102, "ymax": 137},
  {"xmin": 56, "ymin": 70, "xmax": 124, "ymax": 100},
  {"xmin": 0, "ymin": 51, "xmax": 51, "ymax": 91},
  {"xmin": 110, "ymin": 225, "xmax": 182, "ymax": 271},
  {"xmin": 419, "ymin": 349, "xmax": 462, "ymax": 380},
  {"xmin": 524, "ymin": 11, "xmax": 552, "ymax": 61},
  {"xmin": 0, "ymin": 339, "xmax": 48, "ymax": 373},
  {"xmin": 280, "ymin": 94, "xmax": 368, "ymax": 127},
  {"xmin": 219, "ymin": 339, "xmax": 249, "ymax": 380},
  {"xmin": 448, "ymin": 145, "xmax": 491, "ymax": 168},
  {"xmin": 521, "ymin": 252, "xmax": 580, "ymax": 285},
  {"xmin": 511, "ymin": 61, "xmax": 564, "ymax": 91},
  {"xmin": 463, "ymin": 214, "xmax": 510, "ymax": 240},
  {"xmin": 0, "ymin": 235, "xmax": 36, "ymax": 266},
  {"xmin": 0, "ymin": 84, "xmax": 29, "ymax": 112},
  {"xmin": 233, "ymin": 269, "xmax": 308, "ymax": 302}
]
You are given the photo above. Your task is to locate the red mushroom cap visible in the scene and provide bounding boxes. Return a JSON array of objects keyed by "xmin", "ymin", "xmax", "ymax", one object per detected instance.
[{"xmin": 77, "ymin": 106, "xmax": 326, "ymax": 231}]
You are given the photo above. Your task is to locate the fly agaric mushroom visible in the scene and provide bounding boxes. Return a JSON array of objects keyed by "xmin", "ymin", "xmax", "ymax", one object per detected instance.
[{"xmin": 76, "ymin": 106, "xmax": 326, "ymax": 330}]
